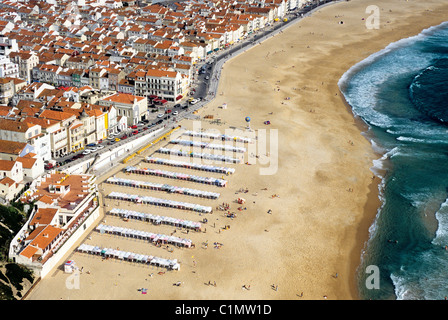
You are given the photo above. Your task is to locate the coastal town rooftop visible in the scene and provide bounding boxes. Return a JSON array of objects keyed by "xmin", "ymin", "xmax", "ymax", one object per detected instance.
[{"xmin": 21, "ymin": 172, "xmax": 95, "ymax": 210}]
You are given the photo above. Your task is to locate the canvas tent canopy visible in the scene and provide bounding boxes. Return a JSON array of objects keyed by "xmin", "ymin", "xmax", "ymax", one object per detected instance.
[
  {"xmin": 76, "ymin": 244, "xmax": 180, "ymax": 270},
  {"xmin": 144, "ymin": 157, "xmax": 235, "ymax": 175},
  {"xmin": 107, "ymin": 191, "xmax": 213, "ymax": 213},
  {"xmin": 124, "ymin": 166, "xmax": 228, "ymax": 187},
  {"xmin": 106, "ymin": 176, "xmax": 220, "ymax": 199},
  {"xmin": 156, "ymin": 147, "xmax": 241, "ymax": 164},
  {"xmin": 182, "ymin": 130, "xmax": 252, "ymax": 144},
  {"xmin": 169, "ymin": 139, "xmax": 246, "ymax": 153},
  {"xmin": 109, "ymin": 208, "xmax": 202, "ymax": 230}
]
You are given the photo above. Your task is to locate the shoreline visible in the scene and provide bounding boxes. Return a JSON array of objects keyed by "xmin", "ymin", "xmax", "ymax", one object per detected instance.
[
  {"xmin": 331, "ymin": 1, "xmax": 448, "ymax": 299},
  {"xmin": 338, "ymin": 87, "xmax": 383, "ymax": 300},
  {"xmin": 23, "ymin": 0, "xmax": 448, "ymax": 301}
]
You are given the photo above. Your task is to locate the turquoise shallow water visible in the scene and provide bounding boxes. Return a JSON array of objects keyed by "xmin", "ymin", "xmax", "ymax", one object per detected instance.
[{"xmin": 339, "ymin": 22, "xmax": 448, "ymax": 300}]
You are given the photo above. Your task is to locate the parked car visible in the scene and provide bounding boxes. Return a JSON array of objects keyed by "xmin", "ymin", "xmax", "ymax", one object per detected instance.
[
  {"xmin": 132, "ymin": 130, "xmax": 139, "ymax": 135},
  {"xmin": 86, "ymin": 143, "xmax": 96, "ymax": 148},
  {"xmin": 44, "ymin": 163, "xmax": 54, "ymax": 170},
  {"xmin": 173, "ymin": 104, "xmax": 181, "ymax": 108},
  {"xmin": 96, "ymin": 145, "xmax": 104, "ymax": 150},
  {"xmin": 165, "ymin": 109, "xmax": 172, "ymax": 114},
  {"xmin": 82, "ymin": 150, "xmax": 91, "ymax": 155},
  {"xmin": 115, "ymin": 138, "xmax": 120, "ymax": 142},
  {"xmin": 130, "ymin": 125, "xmax": 138, "ymax": 129},
  {"xmin": 157, "ymin": 113, "xmax": 164, "ymax": 118}
]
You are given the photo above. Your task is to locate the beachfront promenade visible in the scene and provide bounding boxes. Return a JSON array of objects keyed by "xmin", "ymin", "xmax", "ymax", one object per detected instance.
[
  {"xmin": 58, "ymin": 0, "xmax": 339, "ymax": 181},
  {"xmin": 203, "ymin": 0, "xmax": 341, "ymax": 103}
]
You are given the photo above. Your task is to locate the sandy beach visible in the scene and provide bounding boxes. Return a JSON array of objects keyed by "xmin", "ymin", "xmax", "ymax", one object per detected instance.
[{"xmin": 25, "ymin": 0, "xmax": 448, "ymax": 301}]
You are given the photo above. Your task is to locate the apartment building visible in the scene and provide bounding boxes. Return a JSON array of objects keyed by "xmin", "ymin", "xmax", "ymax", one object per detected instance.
[
  {"xmin": 98, "ymin": 92, "xmax": 147, "ymax": 126},
  {"xmin": 0, "ymin": 118, "xmax": 51, "ymax": 161},
  {"xmin": 143, "ymin": 68, "xmax": 186, "ymax": 102},
  {"xmin": 32, "ymin": 64, "xmax": 62, "ymax": 85},
  {"xmin": 10, "ymin": 172, "xmax": 99, "ymax": 278},
  {"xmin": 23, "ymin": 117, "xmax": 70, "ymax": 159},
  {"xmin": 0, "ymin": 55, "xmax": 19, "ymax": 79},
  {"xmin": 9, "ymin": 51, "xmax": 39, "ymax": 83}
]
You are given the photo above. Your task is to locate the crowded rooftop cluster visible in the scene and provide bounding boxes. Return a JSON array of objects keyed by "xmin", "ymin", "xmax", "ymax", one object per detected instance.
[{"xmin": 0, "ymin": 0, "xmax": 307, "ymax": 203}]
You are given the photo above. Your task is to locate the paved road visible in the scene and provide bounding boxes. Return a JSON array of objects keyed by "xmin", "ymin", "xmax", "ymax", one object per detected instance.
[{"xmin": 192, "ymin": 0, "xmax": 340, "ymax": 108}]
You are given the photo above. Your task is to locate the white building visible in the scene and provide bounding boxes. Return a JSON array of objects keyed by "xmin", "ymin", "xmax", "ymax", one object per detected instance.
[
  {"xmin": 0, "ymin": 55, "xmax": 19, "ymax": 78},
  {"xmin": 143, "ymin": 69, "xmax": 186, "ymax": 102},
  {"xmin": 98, "ymin": 93, "xmax": 147, "ymax": 126},
  {"xmin": 0, "ymin": 119, "xmax": 52, "ymax": 161},
  {"xmin": 16, "ymin": 153, "xmax": 44, "ymax": 181},
  {"xmin": 9, "ymin": 172, "xmax": 100, "ymax": 278},
  {"xmin": 0, "ymin": 37, "xmax": 18, "ymax": 56}
]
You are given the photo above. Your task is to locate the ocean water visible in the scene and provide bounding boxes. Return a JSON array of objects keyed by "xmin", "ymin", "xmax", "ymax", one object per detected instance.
[{"xmin": 338, "ymin": 22, "xmax": 448, "ymax": 300}]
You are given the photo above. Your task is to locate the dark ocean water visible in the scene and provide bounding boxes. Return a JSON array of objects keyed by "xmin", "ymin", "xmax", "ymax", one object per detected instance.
[{"xmin": 338, "ymin": 22, "xmax": 448, "ymax": 300}]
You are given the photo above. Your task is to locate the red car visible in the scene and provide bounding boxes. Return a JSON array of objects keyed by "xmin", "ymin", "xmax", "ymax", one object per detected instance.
[
  {"xmin": 44, "ymin": 163, "xmax": 54, "ymax": 170},
  {"xmin": 132, "ymin": 130, "xmax": 138, "ymax": 135},
  {"xmin": 130, "ymin": 125, "xmax": 138, "ymax": 129},
  {"xmin": 165, "ymin": 109, "xmax": 172, "ymax": 114},
  {"xmin": 122, "ymin": 135, "xmax": 128, "ymax": 139}
]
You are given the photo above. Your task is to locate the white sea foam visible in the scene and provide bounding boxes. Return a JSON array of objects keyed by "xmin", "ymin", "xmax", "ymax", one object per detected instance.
[
  {"xmin": 337, "ymin": 25, "xmax": 440, "ymax": 91},
  {"xmin": 370, "ymin": 139, "xmax": 385, "ymax": 153},
  {"xmin": 396, "ymin": 135, "xmax": 448, "ymax": 146},
  {"xmin": 386, "ymin": 129, "xmax": 398, "ymax": 135},
  {"xmin": 396, "ymin": 136, "xmax": 427, "ymax": 143},
  {"xmin": 339, "ymin": 20, "xmax": 448, "ymax": 93},
  {"xmin": 370, "ymin": 146, "xmax": 399, "ymax": 178},
  {"xmin": 432, "ymin": 198, "xmax": 448, "ymax": 246},
  {"xmin": 338, "ymin": 22, "xmax": 448, "ymax": 132},
  {"xmin": 340, "ymin": 21, "xmax": 448, "ymax": 301},
  {"xmin": 363, "ymin": 178, "xmax": 386, "ymax": 250},
  {"xmin": 391, "ymin": 273, "xmax": 419, "ymax": 300}
]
